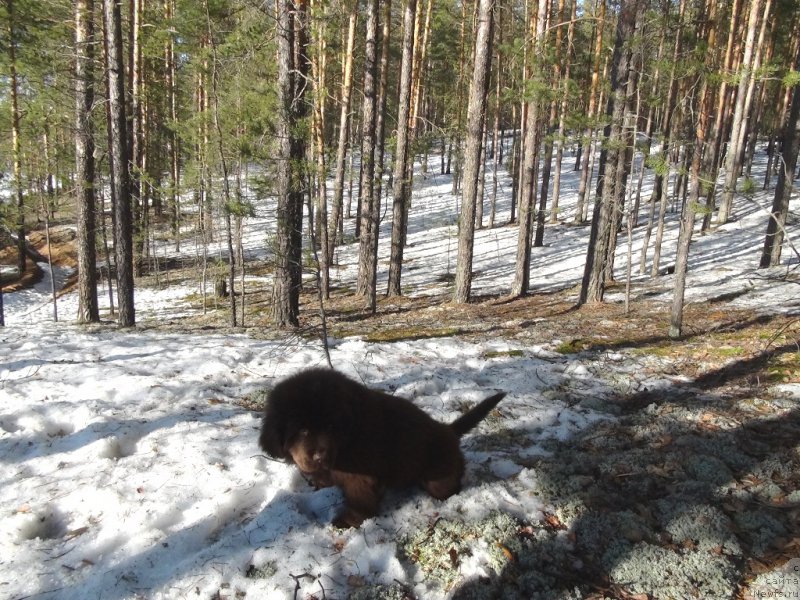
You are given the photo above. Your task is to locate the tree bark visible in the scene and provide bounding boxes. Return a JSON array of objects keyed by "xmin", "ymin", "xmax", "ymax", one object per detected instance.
[
  {"xmin": 718, "ymin": 0, "xmax": 766, "ymax": 224},
  {"xmin": 310, "ymin": 0, "xmax": 330, "ymax": 298},
  {"xmin": 355, "ymin": 0, "xmax": 380, "ymax": 310},
  {"xmin": 454, "ymin": 0, "xmax": 495, "ymax": 304},
  {"xmin": 760, "ymin": 44, "xmax": 800, "ymax": 267},
  {"xmin": 670, "ymin": 3, "xmax": 719, "ymax": 338},
  {"xmin": 103, "ymin": 0, "xmax": 136, "ymax": 327},
  {"xmin": 6, "ymin": 0, "xmax": 26, "ymax": 275},
  {"xmin": 387, "ymin": 0, "xmax": 417, "ymax": 297},
  {"xmin": 574, "ymin": 0, "xmax": 606, "ymax": 224},
  {"xmin": 328, "ymin": 1, "xmax": 357, "ymax": 258},
  {"xmin": 165, "ymin": 0, "xmax": 181, "ymax": 247},
  {"xmin": 204, "ymin": 0, "xmax": 238, "ymax": 326},
  {"xmin": 551, "ymin": 0, "xmax": 576, "ymax": 224},
  {"xmin": 702, "ymin": 0, "xmax": 743, "ymax": 232},
  {"xmin": 579, "ymin": 0, "xmax": 642, "ymax": 305},
  {"xmin": 272, "ymin": 0, "xmax": 308, "ymax": 327},
  {"xmin": 76, "ymin": 0, "xmax": 100, "ymax": 323},
  {"xmin": 511, "ymin": 0, "xmax": 547, "ymax": 297}
]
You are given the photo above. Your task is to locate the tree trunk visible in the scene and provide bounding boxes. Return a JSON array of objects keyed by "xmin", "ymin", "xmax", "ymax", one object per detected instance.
[
  {"xmin": 6, "ymin": 0, "xmax": 26, "ymax": 275},
  {"xmin": 511, "ymin": 0, "xmax": 547, "ymax": 298},
  {"xmin": 574, "ymin": 0, "xmax": 606, "ymax": 224},
  {"xmin": 454, "ymin": 0, "xmax": 494, "ymax": 304},
  {"xmin": 373, "ymin": 0, "xmax": 393, "ymax": 259},
  {"xmin": 387, "ymin": 0, "xmax": 417, "ymax": 297},
  {"xmin": 579, "ymin": 0, "xmax": 642, "ymax": 305},
  {"xmin": 204, "ymin": 0, "xmax": 238, "ymax": 326},
  {"xmin": 103, "ymin": 0, "xmax": 136, "ymax": 327},
  {"xmin": 718, "ymin": 0, "xmax": 766, "ymax": 224},
  {"xmin": 310, "ymin": 0, "xmax": 330, "ymax": 298},
  {"xmin": 670, "ymin": 3, "xmax": 719, "ymax": 338},
  {"xmin": 355, "ymin": 0, "xmax": 380, "ymax": 311},
  {"xmin": 165, "ymin": 0, "xmax": 180, "ymax": 248},
  {"xmin": 76, "ymin": 0, "xmax": 100, "ymax": 324},
  {"xmin": 272, "ymin": 0, "xmax": 308, "ymax": 327},
  {"xmin": 551, "ymin": 0, "xmax": 576, "ymax": 224},
  {"xmin": 328, "ymin": 2, "xmax": 357, "ymax": 257},
  {"xmin": 760, "ymin": 44, "xmax": 800, "ymax": 267},
  {"xmin": 647, "ymin": 0, "xmax": 686, "ymax": 277},
  {"xmin": 489, "ymin": 0, "xmax": 503, "ymax": 229},
  {"xmin": 130, "ymin": 0, "xmax": 144, "ymax": 276},
  {"xmin": 702, "ymin": 0, "xmax": 744, "ymax": 232}
]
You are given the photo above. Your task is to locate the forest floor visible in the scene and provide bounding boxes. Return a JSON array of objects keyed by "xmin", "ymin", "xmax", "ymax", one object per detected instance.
[
  {"xmin": 5, "ymin": 227, "xmax": 800, "ymax": 598},
  {"xmin": 139, "ymin": 247, "xmax": 800, "ymax": 598},
  {"xmin": 152, "ymin": 273, "xmax": 800, "ymax": 598}
]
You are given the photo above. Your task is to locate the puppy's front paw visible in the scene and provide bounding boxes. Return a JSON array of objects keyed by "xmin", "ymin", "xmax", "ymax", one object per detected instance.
[{"xmin": 332, "ymin": 508, "xmax": 366, "ymax": 528}]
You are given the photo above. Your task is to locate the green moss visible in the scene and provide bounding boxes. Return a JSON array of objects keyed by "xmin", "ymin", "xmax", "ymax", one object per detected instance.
[
  {"xmin": 714, "ymin": 346, "xmax": 745, "ymax": 357},
  {"xmin": 554, "ymin": 339, "xmax": 591, "ymax": 354},
  {"xmin": 482, "ymin": 349, "xmax": 525, "ymax": 359},
  {"xmin": 364, "ymin": 326, "xmax": 463, "ymax": 343},
  {"xmin": 766, "ymin": 352, "xmax": 800, "ymax": 383}
]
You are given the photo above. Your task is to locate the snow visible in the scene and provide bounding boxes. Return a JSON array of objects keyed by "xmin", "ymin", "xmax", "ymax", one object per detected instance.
[{"xmin": 1, "ymin": 143, "xmax": 798, "ymax": 599}]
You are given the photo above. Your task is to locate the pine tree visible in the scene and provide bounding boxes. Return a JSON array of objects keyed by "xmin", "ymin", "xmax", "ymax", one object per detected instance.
[
  {"xmin": 75, "ymin": 0, "xmax": 99, "ymax": 324},
  {"xmin": 272, "ymin": 0, "xmax": 309, "ymax": 327},
  {"xmin": 356, "ymin": 0, "xmax": 380, "ymax": 310},
  {"xmin": 579, "ymin": 0, "xmax": 643, "ymax": 305},
  {"xmin": 760, "ymin": 45, "xmax": 800, "ymax": 267},
  {"xmin": 454, "ymin": 0, "xmax": 494, "ymax": 304},
  {"xmin": 387, "ymin": 0, "xmax": 417, "ymax": 298},
  {"xmin": 103, "ymin": 0, "xmax": 135, "ymax": 327}
]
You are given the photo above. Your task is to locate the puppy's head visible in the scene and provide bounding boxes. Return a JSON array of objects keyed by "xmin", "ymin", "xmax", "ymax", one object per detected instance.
[
  {"xmin": 258, "ymin": 368, "xmax": 352, "ymax": 462},
  {"xmin": 284, "ymin": 428, "xmax": 334, "ymax": 474}
]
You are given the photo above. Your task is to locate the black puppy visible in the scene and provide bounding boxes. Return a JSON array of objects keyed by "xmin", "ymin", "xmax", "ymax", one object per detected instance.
[{"xmin": 259, "ymin": 368, "xmax": 505, "ymax": 527}]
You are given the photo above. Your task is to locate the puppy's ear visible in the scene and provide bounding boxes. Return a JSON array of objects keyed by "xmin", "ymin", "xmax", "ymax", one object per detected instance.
[{"xmin": 259, "ymin": 405, "xmax": 286, "ymax": 458}]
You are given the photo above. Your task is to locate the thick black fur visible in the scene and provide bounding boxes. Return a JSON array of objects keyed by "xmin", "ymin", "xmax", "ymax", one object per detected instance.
[{"xmin": 259, "ymin": 368, "xmax": 505, "ymax": 527}]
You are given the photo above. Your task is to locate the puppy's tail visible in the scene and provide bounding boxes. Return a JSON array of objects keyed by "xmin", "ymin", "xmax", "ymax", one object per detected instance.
[{"xmin": 449, "ymin": 392, "xmax": 506, "ymax": 436}]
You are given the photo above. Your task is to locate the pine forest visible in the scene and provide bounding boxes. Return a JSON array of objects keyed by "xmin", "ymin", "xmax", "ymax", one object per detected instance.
[{"xmin": 1, "ymin": 0, "xmax": 800, "ymax": 598}]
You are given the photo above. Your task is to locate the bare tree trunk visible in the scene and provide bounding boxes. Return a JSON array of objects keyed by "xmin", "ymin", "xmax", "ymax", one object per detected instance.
[
  {"xmin": 6, "ymin": 0, "xmax": 26, "ymax": 275},
  {"xmin": 718, "ymin": 0, "xmax": 767, "ymax": 224},
  {"xmin": 104, "ymin": 0, "xmax": 135, "ymax": 327},
  {"xmin": 647, "ymin": 0, "xmax": 686, "ymax": 277},
  {"xmin": 204, "ymin": 0, "xmax": 237, "ymax": 326},
  {"xmin": 272, "ymin": 0, "xmax": 308, "ymax": 327},
  {"xmin": 328, "ymin": 2, "xmax": 357, "ymax": 257},
  {"xmin": 130, "ymin": 0, "xmax": 144, "ymax": 276},
  {"xmin": 579, "ymin": 0, "xmax": 642, "ymax": 305},
  {"xmin": 489, "ymin": 0, "xmax": 503, "ymax": 229},
  {"xmin": 311, "ymin": 0, "xmax": 330, "ymax": 298},
  {"xmin": 760, "ymin": 43, "xmax": 800, "ymax": 267},
  {"xmin": 551, "ymin": 0, "xmax": 576, "ymax": 223},
  {"xmin": 75, "ymin": 0, "xmax": 100, "ymax": 324},
  {"xmin": 451, "ymin": 0, "xmax": 469, "ymax": 196},
  {"xmin": 165, "ymin": 0, "xmax": 181, "ymax": 248},
  {"xmin": 373, "ymin": 0, "xmax": 392, "ymax": 253},
  {"xmin": 454, "ymin": 0, "xmax": 494, "ymax": 303},
  {"xmin": 702, "ymin": 0, "xmax": 743, "ymax": 232},
  {"xmin": 670, "ymin": 4, "xmax": 719, "ymax": 338},
  {"xmin": 574, "ymin": 0, "xmax": 606, "ymax": 224},
  {"xmin": 511, "ymin": 0, "xmax": 547, "ymax": 297},
  {"xmin": 387, "ymin": 0, "xmax": 417, "ymax": 297},
  {"xmin": 355, "ymin": 0, "xmax": 380, "ymax": 310}
]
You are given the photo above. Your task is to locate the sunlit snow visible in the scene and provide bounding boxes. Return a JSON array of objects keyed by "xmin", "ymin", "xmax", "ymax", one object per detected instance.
[{"xmin": 1, "ymin": 143, "xmax": 797, "ymax": 599}]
